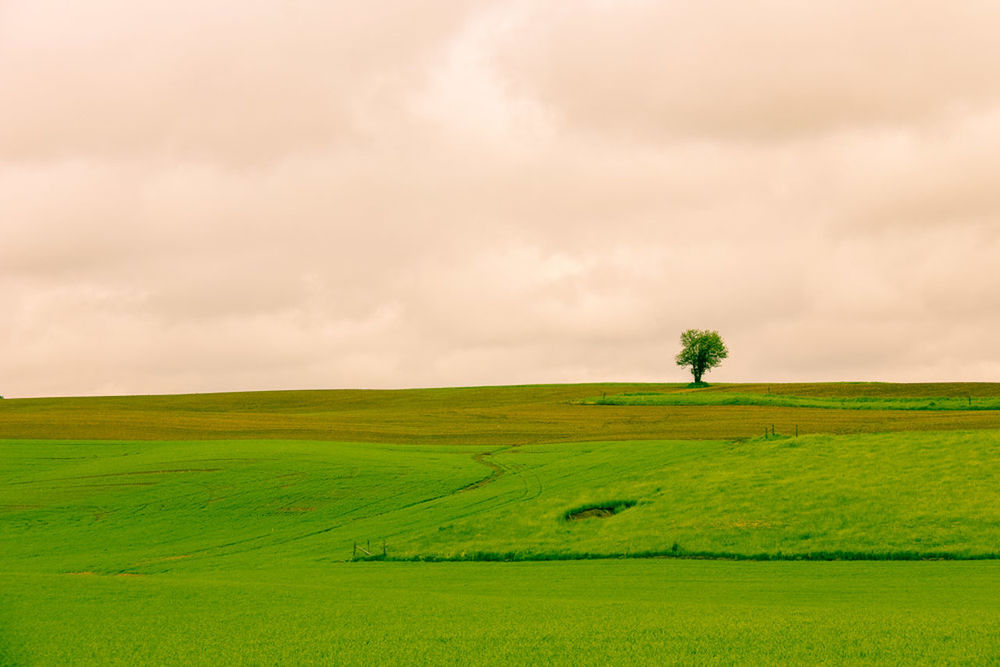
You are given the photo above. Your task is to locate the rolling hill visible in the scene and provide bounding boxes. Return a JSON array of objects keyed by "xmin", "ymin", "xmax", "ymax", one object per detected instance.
[{"xmin": 3, "ymin": 382, "xmax": 1000, "ymax": 664}]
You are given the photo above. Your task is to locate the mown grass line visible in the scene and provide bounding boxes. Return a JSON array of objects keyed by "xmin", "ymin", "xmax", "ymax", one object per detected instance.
[{"xmin": 584, "ymin": 392, "xmax": 1000, "ymax": 411}]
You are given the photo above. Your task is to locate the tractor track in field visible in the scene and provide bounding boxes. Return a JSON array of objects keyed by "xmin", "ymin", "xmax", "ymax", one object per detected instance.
[
  {"xmin": 112, "ymin": 447, "xmax": 535, "ymax": 571},
  {"xmin": 129, "ymin": 450, "xmax": 505, "ymax": 564},
  {"xmin": 10, "ymin": 469, "xmax": 223, "ymax": 485},
  {"xmin": 457, "ymin": 450, "xmax": 507, "ymax": 492}
]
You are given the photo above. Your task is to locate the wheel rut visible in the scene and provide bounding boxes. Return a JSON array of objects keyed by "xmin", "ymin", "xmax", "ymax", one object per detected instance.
[{"xmin": 457, "ymin": 450, "xmax": 507, "ymax": 493}]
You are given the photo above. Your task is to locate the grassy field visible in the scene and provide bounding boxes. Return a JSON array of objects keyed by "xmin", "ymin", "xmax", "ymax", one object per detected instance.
[
  {"xmin": 5, "ymin": 431, "xmax": 1000, "ymax": 570},
  {"xmin": 3, "ymin": 382, "xmax": 1000, "ymax": 663},
  {"xmin": 3, "ymin": 382, "xmax": 1000, "ymax": 443},
  {"xmin": 4, "ymin": 561, "xmax": 1000, "ymax": 665}
]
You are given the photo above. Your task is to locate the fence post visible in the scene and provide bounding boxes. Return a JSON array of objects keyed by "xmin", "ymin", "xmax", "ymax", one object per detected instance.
[{"xmin": 353, "ymin": 542, "xmax": 357, "ymax": 559}]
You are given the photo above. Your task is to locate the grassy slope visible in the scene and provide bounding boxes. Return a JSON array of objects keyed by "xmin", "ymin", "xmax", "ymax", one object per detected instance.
[
  {"xmin": 2, "ymin": 382, "xmax": 1000, "ymax": 443},
  {"xmin": 5, "ymin": 431, "xmax": 1000, "ymax": 572}
]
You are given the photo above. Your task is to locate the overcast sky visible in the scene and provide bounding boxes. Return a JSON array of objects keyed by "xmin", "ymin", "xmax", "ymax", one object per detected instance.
[{"xmin": 3, "ymin": 0, "xmax": 999, "ymax": 397}]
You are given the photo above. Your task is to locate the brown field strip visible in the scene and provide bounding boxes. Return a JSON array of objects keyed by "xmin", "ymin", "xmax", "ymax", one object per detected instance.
[{"xmin": 1, "ymin": 383, "xmax": 999, "ymax": 444}]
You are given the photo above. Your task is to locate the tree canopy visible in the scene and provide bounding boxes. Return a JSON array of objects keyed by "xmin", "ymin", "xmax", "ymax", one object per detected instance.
[{"xmin": 675, "ymin": 329, "xmax": 728, "ymax": 385}]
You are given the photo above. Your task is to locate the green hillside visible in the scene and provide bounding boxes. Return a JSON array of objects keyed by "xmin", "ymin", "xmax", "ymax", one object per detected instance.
[
  {"xmin": 4, "ymin": 382, "xmax": 1000, "ymax": 663},
  {"xmin": 4, "ymin": 430, "xmax": 1000, "ymax": 574}
]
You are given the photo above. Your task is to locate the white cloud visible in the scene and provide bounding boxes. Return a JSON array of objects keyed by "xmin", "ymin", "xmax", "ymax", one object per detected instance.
[{"xmin": 2, "ymin": 0, "xmax": 1000, "ymax": 396}]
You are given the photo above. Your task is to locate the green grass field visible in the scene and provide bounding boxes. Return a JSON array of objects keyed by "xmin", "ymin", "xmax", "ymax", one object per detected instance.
[
  {"xmin": 4, "ymin": 561, "xmax": 1000, "ymax": 665},
  {"xmin": 3, "ymin": 382, "xmax": 1000, "ymax": 663}
]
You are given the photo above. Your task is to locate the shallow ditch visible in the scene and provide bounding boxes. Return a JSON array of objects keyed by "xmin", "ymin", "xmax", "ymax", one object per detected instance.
[{"xmin": 563, "ymin": 500, "xmax": 637, "ymax": 521}]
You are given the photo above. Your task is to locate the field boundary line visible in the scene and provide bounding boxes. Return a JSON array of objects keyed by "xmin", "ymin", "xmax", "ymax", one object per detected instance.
[{"xmin": 352, "ymin": 548, "xmax": 1000, "ymax": 564}]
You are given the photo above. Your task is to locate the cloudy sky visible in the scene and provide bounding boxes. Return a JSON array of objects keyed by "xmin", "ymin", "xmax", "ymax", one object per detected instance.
[{"xmin": 3, "ymin": 0, "xmax": 999, "ymax": 397}]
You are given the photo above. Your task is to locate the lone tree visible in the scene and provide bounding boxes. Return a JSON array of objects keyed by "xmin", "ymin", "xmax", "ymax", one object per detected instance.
[{"xmin": 675, "ymin": 329, "xmax": 728, "ymax": 385}]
